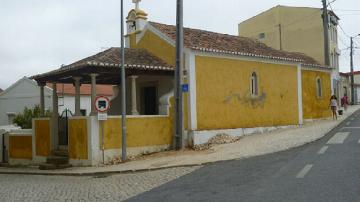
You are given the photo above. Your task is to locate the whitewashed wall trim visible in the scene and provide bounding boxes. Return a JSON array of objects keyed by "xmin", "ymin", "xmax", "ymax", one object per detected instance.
[
  {"xmin": 297, "ymin": 63, "xmax": 304, "ymax": 125},
  {"xmin": 187, "ymin": 52, "xmax": 197, "ymax": 130}
]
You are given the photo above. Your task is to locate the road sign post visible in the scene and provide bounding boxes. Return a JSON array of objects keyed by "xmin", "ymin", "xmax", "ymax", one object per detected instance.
[{"xmin": 94, "ymin": 96, "xmax": 110, "ymax": 164}]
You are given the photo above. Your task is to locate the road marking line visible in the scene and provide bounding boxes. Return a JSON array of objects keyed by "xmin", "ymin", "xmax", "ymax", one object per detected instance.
[
  {"xmin": 296, "ymin": 164, "xmax": 313, "ymax": 178},
  {"xmin": 317, "ymin": 146, "xmax": 329, "ymax": 154},
  {"xmin": 346, "ymin": 122, "xmax": 351, "ymax": 126},
  {"xmin": 327, "ymin": 132, "xmax": 350, "ymax": 144},
  {"xmin": 358, "ymin": 139, "xmax": 360, "ymax": 144}
]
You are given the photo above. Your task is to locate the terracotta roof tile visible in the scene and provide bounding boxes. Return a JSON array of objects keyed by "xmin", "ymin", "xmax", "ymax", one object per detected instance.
[
  {"xmin": 150, "ymin": 22, "xmax": 322, "ymax": 66},
  {"xmin": 46, "ymin": 83, "xmax": 113, "ymax": 96},
  {"xmin": 32, "ymin": 48, "xmax": 174, "ymax": 81},
  {"xmin": 63, "ymin": 47, "xmax": 173, "ymax": 69}
]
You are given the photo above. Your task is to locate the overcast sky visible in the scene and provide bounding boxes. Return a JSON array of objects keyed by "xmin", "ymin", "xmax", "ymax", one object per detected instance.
[{"xmin": 1, "ymin": 0, "xmax": 360, "ymax": 89}]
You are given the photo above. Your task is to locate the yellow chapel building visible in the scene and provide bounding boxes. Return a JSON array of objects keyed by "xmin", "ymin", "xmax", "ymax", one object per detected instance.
[
  {"xmin": 6, "ymin": 5, "xmax": 334, "ymax": 166},
  {"xmin": 126, "ymin": 7, "xmax": 332, "ymax": 144}
]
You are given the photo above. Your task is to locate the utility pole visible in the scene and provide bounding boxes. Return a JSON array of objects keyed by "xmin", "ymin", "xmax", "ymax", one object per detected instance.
[
  {"xmin": 120, "ymin": 0, "xmax": 127, "ymax": 162},
  {"xmin": 350, "ymin": 37, "xmax": 355, "ymax": 104},
  {"xmin": 174, "ymin": 0, "xmax": 184, "ymax": 150},
  {"xmin": 278, "ymin": 24, "xmax": 283, "ymax": 50},
  {"xmin": 322, "ymin": 0, "xmax": 330, "ymax": 66}
]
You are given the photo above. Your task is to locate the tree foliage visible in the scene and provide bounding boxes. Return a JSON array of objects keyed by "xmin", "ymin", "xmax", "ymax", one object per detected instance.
[{"xmin": 13, "ymin": 105, "xmax": 51, "ymax": 129}]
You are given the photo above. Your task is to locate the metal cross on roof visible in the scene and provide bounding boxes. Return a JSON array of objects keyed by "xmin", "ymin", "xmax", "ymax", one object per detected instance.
[{"xmin": 132, "ymin": 0, "xmax": 141, "ymax": 9}]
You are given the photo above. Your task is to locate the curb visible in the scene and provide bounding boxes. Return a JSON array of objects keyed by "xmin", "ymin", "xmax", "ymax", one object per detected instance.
[{"xmin": 0, "ymin": 109, "xmax": 358, "ymax": 177}]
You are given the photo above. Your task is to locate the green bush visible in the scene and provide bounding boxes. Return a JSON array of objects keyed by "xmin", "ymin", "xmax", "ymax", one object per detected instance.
[{"xmin": 13, "ymin": 105, "xmax": 51, "ymax": 129}]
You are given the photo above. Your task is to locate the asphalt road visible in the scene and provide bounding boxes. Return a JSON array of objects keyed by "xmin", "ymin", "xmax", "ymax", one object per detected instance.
[{"xmin": 129, "ymin": 110, "xmax": 360, "ymax": 202}]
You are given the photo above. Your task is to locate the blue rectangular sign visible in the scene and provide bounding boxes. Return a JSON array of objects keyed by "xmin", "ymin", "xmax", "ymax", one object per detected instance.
[{"xmin": 182, "ymin": 84, "xmax": 189, "ymax": 92}]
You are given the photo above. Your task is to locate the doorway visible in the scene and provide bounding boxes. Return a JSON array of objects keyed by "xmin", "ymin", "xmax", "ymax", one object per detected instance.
[
  {"xmin": 58, "ymin": 109, "xmax": 73, "ymax": 146},
  {"xmin": 141, "ymin": 86, "xmax": 158, "ymax": 115}
]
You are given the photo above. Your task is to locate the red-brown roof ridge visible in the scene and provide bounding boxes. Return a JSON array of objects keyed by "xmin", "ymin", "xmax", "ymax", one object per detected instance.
[
  {"xmin": 46, "ymin": 83, "xmax": 113, "ymax": 96},
  {"xmin": 149, "ymin": 21, "xmax": 323, "ymax": 66},
  {"xmin": 62, "ymin": 47, "xmax": 173, "ymax": 69}
]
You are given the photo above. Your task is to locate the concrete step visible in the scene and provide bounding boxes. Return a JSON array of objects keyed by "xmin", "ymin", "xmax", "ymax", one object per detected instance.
[
  {"xmin": 58, "ymin": 145, "xmax": 68, "ymax": 151},
  {"xmin": 46, "ymin": 156, "xmax": 69, "ymax": 165},
  {"xmin": 39, "ymin": 163, "xmax": 72, "ymax": 170},
  {"xmin": 52, "ymin": 150, "xmax": 69, "ymax": 157}
]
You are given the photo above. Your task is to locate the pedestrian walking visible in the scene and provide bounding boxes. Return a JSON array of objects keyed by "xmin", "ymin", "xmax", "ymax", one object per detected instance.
[
  {"xmin": 341, "ymin": 94, "xmax": 349, "ymax": 111},
  {"xmin": 329, "ymin": 95, "xmax": 338, "ymax": 120}
]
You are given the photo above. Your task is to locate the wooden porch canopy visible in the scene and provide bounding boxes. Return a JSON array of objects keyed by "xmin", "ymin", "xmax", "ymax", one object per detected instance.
[{"xmin": 31, "ymin": 48, "xmax": 174, "ymax": 85}]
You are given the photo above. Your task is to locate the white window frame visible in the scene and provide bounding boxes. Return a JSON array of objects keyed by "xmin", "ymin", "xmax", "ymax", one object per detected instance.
[
  {"xmin": 250, "ymin": 72, "xmax": 259, "ymax": 96},
  {"xmin": 6, "ymin": 112, "xmax": 16, "ymax": 125},
  {"xmin": 258, "ymin": 33, "xmax": 265, "ymax": 40}
]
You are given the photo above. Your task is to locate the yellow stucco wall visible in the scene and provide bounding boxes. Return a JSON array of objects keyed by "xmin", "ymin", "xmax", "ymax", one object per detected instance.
[
  {"xmin": 100, "ymin": 116, "xmax": 173, "ymax": 150},
  {"xmin": 239, "ymin": 6, "xmax": 282, "ymax": 50},
  {"xmin": 68, "ymin": 119, "xmax": 88, "ymax": 160},
  {"xmin": 9, "ymin": 136, "xmax": 32, "ymax": 160},
  {"xmin": 195, "ymin": 56, "xmax": 299, "ymax": 130},
  {"xmin": 34, "ymin": 119, "xmax": 50, "ymax": 157},
  {"xmin": 133, "ymin": 30, "xmax": 175, "ymax": 66},
  {"xmin": 302, "ymin": 70, "xmax": 332, "ymax": 119},
  {"xmin": 239, "ymin": 6, "xmax": 325, "ymax": 65},
  {"xmin": 128, "ymin": 33, "xmax": 137, "ymax": 49}
]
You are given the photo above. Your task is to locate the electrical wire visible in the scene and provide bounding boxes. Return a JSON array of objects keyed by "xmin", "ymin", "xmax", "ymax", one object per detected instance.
[
  {"xmin": 338, "ymin": 24, "xmax": 350, "ymax": 38},
  {"xmin": 328, "ymin": 3, "xmax": 351, "ymax": 38},
  {"xmin": 333, "ymin": 9, "xmax": 360, "ymax": 12},
  {"xmin": 338, "ymin": 35, "xmax": 349, "ymax": 47},
  {"xmin": 328, "ymin": 0, "xmax": 338, "ymax": 5},
  {"xmin": 338, "ymin": 14, "xmax": 360, "ymax": 16}
]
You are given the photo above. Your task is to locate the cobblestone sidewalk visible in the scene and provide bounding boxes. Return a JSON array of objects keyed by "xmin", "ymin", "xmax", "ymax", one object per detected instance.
[{"xmin": 0, "ymin": 166, "xmax": 200, "ymax": 202}]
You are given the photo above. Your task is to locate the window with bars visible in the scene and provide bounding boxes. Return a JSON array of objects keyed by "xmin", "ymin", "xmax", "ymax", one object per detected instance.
[
  {"xmin": 251, "ymin": 72, "xmax": 258, "ymax": 96},
  {"xmin": 316, "ymin": 77, "xmax": 322, "ymax": 98}
]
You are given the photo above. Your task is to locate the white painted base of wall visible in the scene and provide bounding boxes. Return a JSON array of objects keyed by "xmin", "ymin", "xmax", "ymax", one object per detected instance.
[
  {"xmin": 304, "ymin": 118, "xmax": 330, "ymax": 123},
  {"xmin": 32, "ymin": 156, "xmax": 47, "ymax": 165},
  {"xmin": 69, "ymin": 159, "xmax": 92, "ymax": 167},
  {"xmin": 95, "ymin": 145, "xmax": 171, "ymax": 165},
  {"xmin": 8, "ymin": 158, "xmax": 32, "ymax": 166},
  {"xmin": 190, "ymin": 125, "xmax": 297, "ymax": 145}
]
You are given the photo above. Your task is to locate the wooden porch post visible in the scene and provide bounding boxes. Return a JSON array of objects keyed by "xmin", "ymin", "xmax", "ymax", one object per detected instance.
[
  {"xmin": 51, "ymin": 82, "xmax": 59, "ymax": 151},
  {"xmin": 130, "ymin": 75, "xmax": 139, "ymax": 115},
  {"xmin": 37, "ymin": 81, "xmax": 46, "ymax": 117},
  {"xmin": 90, "ymin": 74, "xmax": 98, "ymax": 116},
  {"xmin": 73, "ymin": 77, "xmax": 82, "ymax": 116}
]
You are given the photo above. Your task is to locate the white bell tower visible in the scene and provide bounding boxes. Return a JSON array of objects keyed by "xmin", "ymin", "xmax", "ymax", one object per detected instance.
[{"xmin": 126, "ymin": 0, "xmax": 148, "ymax": 35}]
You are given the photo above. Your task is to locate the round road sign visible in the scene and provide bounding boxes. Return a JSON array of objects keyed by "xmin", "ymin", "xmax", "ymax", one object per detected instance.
[{"xmin": 94, "ymin": 96, "xmax": 111, "ymax": 113}]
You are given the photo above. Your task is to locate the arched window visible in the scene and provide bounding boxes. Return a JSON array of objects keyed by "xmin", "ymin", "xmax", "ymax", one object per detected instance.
[
  {"xmin": 251, "ymin": 72, "xmax": 258, "ymax": 96},
  {"xmin": 316, "ymin": 77, "xmax": 322, "ymax": 98}
]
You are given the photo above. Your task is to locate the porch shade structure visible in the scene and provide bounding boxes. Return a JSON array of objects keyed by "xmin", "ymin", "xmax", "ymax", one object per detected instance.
[
  {"xmin": 32, "ymin": 48, "xmax": 174, "ymax": 114},
  {"xmin": 31, "ymin": 48, "xmax": 174, "ymax": 151},
  {"xmin": 31, "ymin": 48, "xmax": 174, "ymax": 86}
]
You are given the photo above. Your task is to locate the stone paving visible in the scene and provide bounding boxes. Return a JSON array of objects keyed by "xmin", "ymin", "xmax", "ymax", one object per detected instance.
[{"xmin": 0, "ymin": 166, "xmax": 200, "ymax": 202}]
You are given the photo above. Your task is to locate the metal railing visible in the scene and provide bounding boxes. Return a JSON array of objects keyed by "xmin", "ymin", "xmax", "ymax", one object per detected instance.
[{"xmin": 0, "ymin": 130, "xmax": 8, "ymax": 163}]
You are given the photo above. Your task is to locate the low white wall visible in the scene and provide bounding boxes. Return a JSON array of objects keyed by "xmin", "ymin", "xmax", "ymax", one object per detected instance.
[
  {"xmin": 99, "ymin": 145, "xmax": 171, "ymax": 165},
  {"xmin": 190, "ymin": 125, "xmax": 297, "ymax": 146}
]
